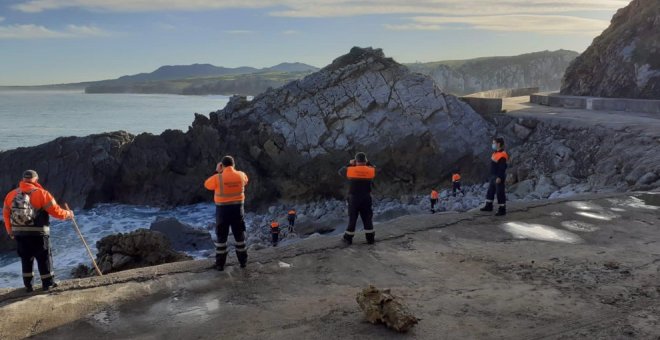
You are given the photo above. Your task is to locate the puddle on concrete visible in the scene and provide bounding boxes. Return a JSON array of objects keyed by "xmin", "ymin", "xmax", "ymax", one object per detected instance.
[
  {"xmin": 575, "ymin": 211, "xmax": 619, "ymax": 221},
  {"xmin": 608, "ymin": 195, "xmax": 660, "ymax": 210},
  {"xmin": 567, "ymin": 201, "xmax": 603, "ymax": 211},
  {"xmin": 636, "ymin": 193, "xmax": 660, "ymax": 207},
  {"xmin": 561, "ymin": 220, "xmax": 599, "ymax": 232},
  {"xmin": 501, "ymin": 222, "xmax": 582, "ymax": 244}
]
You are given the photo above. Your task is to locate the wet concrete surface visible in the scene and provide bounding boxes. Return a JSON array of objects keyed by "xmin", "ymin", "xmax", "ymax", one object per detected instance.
[{"xmin": 1, "ymin": 193, "xmax": 659, "ymax": 339}]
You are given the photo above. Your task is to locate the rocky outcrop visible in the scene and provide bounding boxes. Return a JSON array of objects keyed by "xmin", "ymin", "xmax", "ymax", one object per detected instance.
[
  {"xmin": 95, "ymin": 229, "xmax": 191, "ymax": 274},
  {"xmin": 561, "ymin": 0, "xmax": 660, "ymax": 99},
  {"xmin": 0, "ymin": 47, "xmax": 493, "ymax": 208},
  {"xmin": 149, "ymin": 217, "xmax": 214, "ymax": 252},
  {"xmin": 0, "ymin": 132, "xmax": 133, "ymax": 209},
  {"xmin": 408, "ymin": 50, "xmax": 578, "ymax": 95},
  {"xmin": 494, "ymin": 116, "xmax": 660, "ymax": 199}
]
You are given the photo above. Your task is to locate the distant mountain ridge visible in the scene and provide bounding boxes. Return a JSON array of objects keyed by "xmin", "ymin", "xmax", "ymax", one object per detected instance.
[{"xmin": 406, "ymin": 50, "xmax": 579, "ymax": 95}]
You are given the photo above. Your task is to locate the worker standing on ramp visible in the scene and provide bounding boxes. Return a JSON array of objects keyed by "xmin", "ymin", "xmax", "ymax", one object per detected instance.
[
  {"xmin": 338, "ymin": 152, "xmax": 377, "ymax": 245},
  {"xmin": 204, "ymin": 156, "xmax": 249, "ymax": 271},
  {"xmin": 3, "ymin": 170, "xmax": 73, "ymax": 292}
]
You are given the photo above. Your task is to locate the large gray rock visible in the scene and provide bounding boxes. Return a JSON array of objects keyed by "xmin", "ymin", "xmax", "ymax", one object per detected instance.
[
  {"xmin": 149, "ymin": 217, "xmax": 214, "ymax": 252},
  {"xmin": 561, "ymin": 0, "xmax": 660, "ymax": 99},
  {"xmin": 0, "ymin": 47, "xmax": 494, "ymax": 209},
  {"xmin": 95, "ymin": 229, "xmax": 191, "ymax": 274}
]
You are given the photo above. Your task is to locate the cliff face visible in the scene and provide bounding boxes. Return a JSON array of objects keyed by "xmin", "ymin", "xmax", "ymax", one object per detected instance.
[
  {"xmin": 0, "ymin": 47, "xmax": 493, "ymax": 208},
  {"xmin": 407, "ymin": 50, "xmax": 578, "ymax": 95},
  {"xmin": 561, "ymin": 0, "xmax": 660, "ymax": 99}
]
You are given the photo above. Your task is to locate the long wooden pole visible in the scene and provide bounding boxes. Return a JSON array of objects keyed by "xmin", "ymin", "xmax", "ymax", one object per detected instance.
[{"xmin": 64, "ymin": 203, "xmax": 103, "ymax": 276}]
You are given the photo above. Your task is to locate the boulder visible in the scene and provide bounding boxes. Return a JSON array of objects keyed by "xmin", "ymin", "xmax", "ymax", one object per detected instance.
[
  {"xmin": 356, "ymin": 285, "xmax": 419, "ymax": 332},
  {"xmin": 95, "ymin": 229, "xmax": 191, "ymax": 274},
  {"xmin": 149, "ymin": 217, "xmax": 214, "ymax": 252},
  {"xmin": 561, "ymin": 0, "xmax": 660, "ymax": 99}
]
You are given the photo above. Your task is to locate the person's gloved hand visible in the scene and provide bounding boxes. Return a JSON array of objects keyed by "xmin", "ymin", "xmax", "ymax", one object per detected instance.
[
  {"xmin": 349, "ymin": 159, "xmax": 356, "ymax": 166},
  {"xmin": 67, "ymin": 210, "xmax": 75, "ymax": 220},
  {"xmin": 496, "ymin": 178, "xmax": 502, "ymax": 184},
  {"xmin": 8, "ymin": 231, "xmax": 14, "ymax": 240},
  {"xmin": 216, "ymin": 162, "xmax": 223, "ymax": 173}
]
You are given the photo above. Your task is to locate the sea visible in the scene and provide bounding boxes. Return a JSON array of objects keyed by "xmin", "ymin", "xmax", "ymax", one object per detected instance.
[{"xmin": 0, "ymin": 90, "xmax": 232, "ymax": 288}]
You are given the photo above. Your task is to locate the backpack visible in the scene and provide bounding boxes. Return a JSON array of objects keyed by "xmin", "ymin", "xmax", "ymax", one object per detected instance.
[{"xmin": 10, "ymin": 189, "xmax": 37, "ymax": 227}]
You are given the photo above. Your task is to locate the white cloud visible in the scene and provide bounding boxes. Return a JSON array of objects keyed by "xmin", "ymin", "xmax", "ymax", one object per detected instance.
[
  {"xmin": 224, "ymin": 30, "xmax": 253, "ymax": 35},
  {"xmin": 387, "ymin": 14, "xmax": 610, "ymax": 35},
  {"xmin": 12, "ymin": 0, "xmax": 629, "ymax": 16},
  {"xmin": 0, "ymin": 23, "xmax": 111, "ymax": 39}
]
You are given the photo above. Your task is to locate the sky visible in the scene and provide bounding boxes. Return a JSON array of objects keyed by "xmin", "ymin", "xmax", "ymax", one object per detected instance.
[{"xmin": 0, "ymin": 0, "xmax": 630, "ymax": 86}]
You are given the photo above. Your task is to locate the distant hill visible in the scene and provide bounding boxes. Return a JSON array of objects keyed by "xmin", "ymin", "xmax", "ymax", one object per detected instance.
[
  {"xmin": 406, "ymin": 50, "xmax": 579, "ymax": 95},
  {"xmin": 84, "ymin": 71, "xmax": 313, "ymax": 96}
]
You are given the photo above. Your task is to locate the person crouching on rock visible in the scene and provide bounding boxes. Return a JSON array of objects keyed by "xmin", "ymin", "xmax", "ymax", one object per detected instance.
[
  {"xmin": 271, "ymin": 220, "xmax": 280, "ymax": 246},
  {"xmin": 480, "ymin": 137, "xmax": 509, "ymax": 216},
  {"xmin": 338, "ymin": 152, "xmax": 377, "ymax": 245},
  {"xmin": 430, "ymin": 189, "xmax": 439, "ymax": 213},
  {"xmin": 287, "ymin": 209, "xmax": 296, "ymax": 233},
  {"xmin": 204, "ymin": 156, "xmax": 249, "ymax": 271},
  {"xmin": 3, "ymin": 170, "xmax": 74, "ymax": 292}
]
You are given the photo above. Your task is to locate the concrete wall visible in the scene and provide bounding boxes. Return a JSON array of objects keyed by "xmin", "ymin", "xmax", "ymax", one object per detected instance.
[
  {"xmin": 459, "ymin": 97, "xmax": 503, "ymax": 115},
  {"xmin": 531, "ymin": 93, "xmax": 660, "ymax": 114},
  {"xmin": 466, "ymin": 87, "xmax": 540, "ymax": 99}
]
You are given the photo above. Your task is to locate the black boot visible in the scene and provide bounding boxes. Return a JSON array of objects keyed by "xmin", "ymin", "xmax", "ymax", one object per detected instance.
[
  {"xmin": 342, "ymin": 234, "xmax": 353, "ymax": 245},
  {"xmin": 42, "ymin": 278, "xmax": 56, "ymax": 291},
  {"xmin": 25, "ymin": 285, "xmax": 33, "ymax": 293},
  {"xmin": 495, "ymin": 206, "xmax": 506, "ymax": 216},
  {"xmin": 480, "ymin": 202, "xmax": 494, "ymax": 212},
  {"xmin": 366, "ymin": 233, "xmax": 375, "ymax": 245}
]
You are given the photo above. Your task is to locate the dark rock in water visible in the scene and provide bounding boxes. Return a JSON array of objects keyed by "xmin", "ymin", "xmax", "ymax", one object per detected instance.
[
  {"xmin": 561, "ymin": 0, "xmax": 660, "ymax": 99},
  {"xmin": 0, "ymin": 230, "xmax": 16, "ymax": 253},
  {"xmin": 95, "ymin": 229, "xmax": 191, "ymax": 274},
  {"xmin": 149, "ymin": 217, "xmax": 214, "ymax": 252},
  {"xmin": 70, "ymin": 264, "xmax": 94, "ymax": 279},
  {"xmin": 0, "ymin": 132, "xmax": 133, "ymax": 209},
  {"xmin": 356, "ymin": 285, "xmax": 419, "ymax": 332}
]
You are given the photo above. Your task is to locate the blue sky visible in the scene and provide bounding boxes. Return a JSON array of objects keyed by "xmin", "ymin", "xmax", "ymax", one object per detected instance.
[{"xmin": 0, "ymin": 0, "xmax": 629, "ymax": 85}]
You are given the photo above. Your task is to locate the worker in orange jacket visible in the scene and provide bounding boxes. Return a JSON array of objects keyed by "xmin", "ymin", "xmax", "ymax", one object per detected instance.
[
  {"xmin": 451, "ymin": 171, "xmax": 464, "ymax": 197},
  {"xmin": 3, "ymin": 170, "xmax": 73, "ymax": 292},
  {"xmin": 430, "ymin": 189, "xmax": 439, "ymax": 213},
  {"xmin": 287, "ymin": 210, "xmax": 296, "ymax": 233},
  {"xmin": 270, "ymin": 220, "xmax": 280, "ymax": 246},
  {"xmin": 337, "ymin": 152, "xmax": 376, "ymax": 245},
  {"xmin": 204, "ymin": 156, "xmax": 249, "ymax": 271},
  {"xmin": 480, "ymin": 137, "xmax": 509, "ymax": 216}
]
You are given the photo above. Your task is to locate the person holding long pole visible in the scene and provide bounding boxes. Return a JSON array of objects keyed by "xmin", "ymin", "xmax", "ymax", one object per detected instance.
[{"xmin": 2, "ymin": 170, "xmax": 74, "ymax": 292}]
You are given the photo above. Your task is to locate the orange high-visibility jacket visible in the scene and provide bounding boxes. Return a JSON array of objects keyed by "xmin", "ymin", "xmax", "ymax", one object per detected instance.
[
  {"xmin": 431, "ymin": 190, "xmax": 439, "ymax": 199},
  {"xmin": 491, "ymin": 151, "xmax": 509, "ymax": 162},
  {"xmin": 452, "ymin": 173, "xmax": 461, "ymax": 182},
  {"xmin": 3, "ymin": 181, "xmax": 70, "ymax": 234},
  {"xmin": 346, "ymin": 166, "xmax": 376, "ymax": 180},
  {"xmin": 204, "ymin": 167, "xmax": 249, "ymax": 205}
]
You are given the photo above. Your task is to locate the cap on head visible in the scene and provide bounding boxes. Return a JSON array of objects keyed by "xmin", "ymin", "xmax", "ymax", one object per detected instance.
[
  {"xmin": 221, "ymin": 156, "xmax": 235, "ymax": 167},
  {"xmin": 355, "ymin": 152, "xmax": 367, "ymax": 163},
  {"xmin": 23, "ymin": 170, "xmax": 38, "ymax": 181}
]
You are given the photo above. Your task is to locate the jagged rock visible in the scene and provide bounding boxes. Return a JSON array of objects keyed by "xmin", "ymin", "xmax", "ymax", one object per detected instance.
[
  {"xmin": 0, "ymin": 132, "xmax": 133, "ymax": 209},
  {"xmin": 356, "ymin": 285, "xmax": 419, "ymax": 332},
  {"xmin": 70, "ymin": 264, "xmax": 94, "ymax": 279},
  {"xmin": 408, "ymin": 50, "xmax": 578, "ymax": 95},
  {"xmin": 149, "ymin": 217, "xmax": 214, "ymax": 252},
  {"xmin": 561, "ymin": 0, "xmax": 660, "ymax": 99},
  {"xmin": 95, "ymin": 229, "xmax": 191, "ymax": 274}
]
